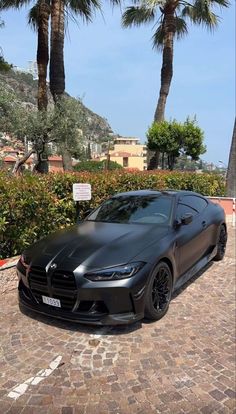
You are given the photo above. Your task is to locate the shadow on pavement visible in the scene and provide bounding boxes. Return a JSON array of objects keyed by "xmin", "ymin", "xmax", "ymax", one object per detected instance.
[{"xmin": 19, "ymin": 303, "xmax": 142, "ymax": 336}]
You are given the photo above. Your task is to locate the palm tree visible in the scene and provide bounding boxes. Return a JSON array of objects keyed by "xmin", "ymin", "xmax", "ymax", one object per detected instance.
[
  {"xmin": 0, "ymin": 0, "xmax": 101, "ymax": 171},
  {"xmin": 0, "ymin": 0, "xmax": 50, "ymax": 172},
  {"xmin": 122, "ymin": 0, "xmax": 229, "ymax": 123},
  {"xmin": 49, "ymin": 0, "xmax": 101, "ymax": 170},
  {"xmin": 226, "ymin": 119, "xmax": 236, "ymax": 197}
]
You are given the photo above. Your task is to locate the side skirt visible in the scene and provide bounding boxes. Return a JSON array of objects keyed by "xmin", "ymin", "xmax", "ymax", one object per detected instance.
[{"xmin": 173, "ymin": 246, "xmax": 217, "ymax": 292}]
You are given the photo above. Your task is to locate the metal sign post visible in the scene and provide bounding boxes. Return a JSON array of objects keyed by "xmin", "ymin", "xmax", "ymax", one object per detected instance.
[{"xmin": 73, "ymin": 183, "xmax": 92, "ymax": 221}]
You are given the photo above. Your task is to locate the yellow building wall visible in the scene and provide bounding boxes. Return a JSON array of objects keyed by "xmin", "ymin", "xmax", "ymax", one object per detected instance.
[
  {"xmin": 113, "ymin": 144, "xmax": 146, "ymax": 156},
  {"xmin": 100, "ymin": 155, "xmax": 147, "ymax": 171}
]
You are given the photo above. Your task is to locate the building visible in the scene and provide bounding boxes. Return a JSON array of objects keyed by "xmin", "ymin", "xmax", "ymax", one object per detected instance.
[
  {"xmin": 100, "ymin": 136, "xmax": 147, "ymax": 170},
  {"xmin": 48, "ymin": 156, "xmax": 64, "ymax": 173}
]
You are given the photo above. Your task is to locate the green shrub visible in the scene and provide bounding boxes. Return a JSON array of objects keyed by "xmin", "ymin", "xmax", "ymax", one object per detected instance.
[
  {"xmin": 73, "ymin": 160, "xmax": 123, "ymax": 172},
  {"xmin": 0, "ymin": 170, "xmax": 226, "ymax": 259}
]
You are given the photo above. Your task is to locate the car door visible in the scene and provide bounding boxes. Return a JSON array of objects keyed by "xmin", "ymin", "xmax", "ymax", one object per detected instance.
[{"xmin": 174, "ymin": 195, "xmax": 210, "ymax": 276}]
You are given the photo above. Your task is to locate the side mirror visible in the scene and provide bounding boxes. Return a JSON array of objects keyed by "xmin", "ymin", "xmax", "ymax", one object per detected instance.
[{"xmin": 181, "ymin": 213, "xmax": 193, "ymax": 225}]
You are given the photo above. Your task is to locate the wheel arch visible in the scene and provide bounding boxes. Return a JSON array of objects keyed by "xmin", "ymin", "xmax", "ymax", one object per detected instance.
[{"xmin": 157, "ymin": 257, "xmax": 174, "ymax": 281}]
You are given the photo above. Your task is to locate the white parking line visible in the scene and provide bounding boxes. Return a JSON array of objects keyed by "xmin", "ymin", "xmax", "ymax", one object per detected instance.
[{"xmin": 8, "ymin": 355, "xmax": 62, "ymax": 400}]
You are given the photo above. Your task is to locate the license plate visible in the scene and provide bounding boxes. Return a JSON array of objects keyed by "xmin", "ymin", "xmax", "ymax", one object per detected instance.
[{"xmin": 42, "ymin": 295, "xmax": 61, "ymax": 308}]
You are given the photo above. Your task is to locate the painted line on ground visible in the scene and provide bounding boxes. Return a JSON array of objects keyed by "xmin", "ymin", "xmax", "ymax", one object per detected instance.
[
  {"xmin": 7, "ymin": 355, "xmax": 62, "ymax": 400},
  {"xmin": 0, "ymin": 256, "xmax": 19, "ymax": 271}
]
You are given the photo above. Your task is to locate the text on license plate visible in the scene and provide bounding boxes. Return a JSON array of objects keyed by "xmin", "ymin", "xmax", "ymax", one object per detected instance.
[{"xmin": 42, "ymin": 295, "xmax": 61, "ymax": 307}]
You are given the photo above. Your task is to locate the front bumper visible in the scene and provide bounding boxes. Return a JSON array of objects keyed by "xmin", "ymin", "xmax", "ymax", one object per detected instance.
[{"xmin": 17, "ymin": 263, "xmax": 150, "ymax": 325}]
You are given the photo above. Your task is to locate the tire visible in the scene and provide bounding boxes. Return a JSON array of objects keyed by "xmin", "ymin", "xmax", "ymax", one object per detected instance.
[
  {"xmin": 214, "ymin": 225, "xmax": 227, "ymax": 261},
  {"xmin": 144, "ymin": 261, "xmax": 173, "ymax": 321}
]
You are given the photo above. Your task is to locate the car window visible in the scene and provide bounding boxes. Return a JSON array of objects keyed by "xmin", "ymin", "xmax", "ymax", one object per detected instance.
[
  {"xmin": 181, "ymin": 195, "xmax": 208, "ymax": 213},
  {"xmin": 87, "ymin": 195, "xmax": 173, "ymax": 225},
  {"xmin": 176, "ymin": 203, "xmax": 198, "ymax": 220}
]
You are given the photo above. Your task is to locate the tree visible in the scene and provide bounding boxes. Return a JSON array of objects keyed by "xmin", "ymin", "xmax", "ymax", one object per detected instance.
[
  {"xmin": 28, "ymin": 0, "xmax": 50, "ymax": 112},
  {"xmin": 50, "ymin": 96, "xmax": 87, "ymax": 168},
  {"xmin": 0, "ymin": 0, "xmax": 50, "ymax": 172},
  {"xmin": 0, "ymin": 0, "xmax": 101, "ymax": 171},
  {"xmin": 49, "ymin": 0, "xmax": 101, "ymax": 170},
  {"xmin": 0, "ymin": 85, "xmax": 86, "ymax": 172},
  {"xmin": 122, "ymin": 0, "xmax": 229, "ymax": 122},
  {"xmin": 226, "ymin": 119, "xmax": 236, "ymax": 197},
  {"xmin": 146, "ymin": 118, "xmax": 206, "ymax": 169}
]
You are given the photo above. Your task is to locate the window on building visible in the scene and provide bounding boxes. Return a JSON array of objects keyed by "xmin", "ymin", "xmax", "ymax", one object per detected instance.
[{"xmin": 123, "ymin": 157, "xmax": 129, "ymax": 167}]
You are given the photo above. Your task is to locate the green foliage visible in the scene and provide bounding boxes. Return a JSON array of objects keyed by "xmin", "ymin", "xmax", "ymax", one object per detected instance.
[
  {"xmin": 122, "ymin": 0, "xmax": 229, "ymax": 49},
  {"xmin": 0, "ymin": 88, "xmax": 86, "ymax": 165},
  {"xmin": 183, "ymin": 117, "xmax": 206, "ymax": 160},
  {"xmin": 0, "ymin": 56, "xmax": 12, "ymax": 72},
  {"xmin": 73, "ymin": 160, "xmax": 123, "ymax": 172},
  {"xmin": 147, "ymin": 118, "xmax": 206, "ymax": 169},
  {"xmin": 0, "ymin": 170, "xmax": 225, "ymax": 259},
  {"xmin": 50, "ymin": 96, "xmax": 86, "ymax": 156}
]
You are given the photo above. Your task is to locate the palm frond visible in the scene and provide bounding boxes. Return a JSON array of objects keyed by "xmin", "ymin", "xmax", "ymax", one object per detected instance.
[
  {"xmin": 0, "ymin": 0, "xmax": 31, "ymax": 11},
  {"xmin": 152, "ymin": 23, "xmax": 165, "ymax": 49},
  {"xmin": 175, "ymin": 16, "xmax": 188, "ymax": 39},
  {"xmin": 28, "ymin": 1, "xmax": 51, "ymax": 31},
  {"xmin": 208, "ymin": 0, "xmax": 230, "ymax": 6},
  {"xmin": 67, "ymin": 0, "xmax": 101, "ymax": 22},
  {"xmin": 152, "ymin": 15, "xmax": 188, "ymax": 49},
  {"xmin": 122, "ymin": 6, "xmax": 155, "ymax": 28},
  {"xmin": 184, "ymin": 0, "xmax": 221, "ymax": 30},
  {"xmin": 28, "ymin": 4, "xmax": 39, "ymax": 30}
]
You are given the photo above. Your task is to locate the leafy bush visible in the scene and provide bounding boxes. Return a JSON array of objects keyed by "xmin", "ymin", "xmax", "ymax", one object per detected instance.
[
  {"xmin": 0, "ymin": 170, "xmax": 225, "ymax": 258},
  {"xmin": 73, "ymin": 160, "xmax": 123, "ymax": 172}
]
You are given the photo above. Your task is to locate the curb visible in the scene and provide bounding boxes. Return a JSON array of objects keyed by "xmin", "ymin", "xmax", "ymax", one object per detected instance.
[{"xmin": 0, "ymin": 257, "xmax": 19, "ymax": 271}]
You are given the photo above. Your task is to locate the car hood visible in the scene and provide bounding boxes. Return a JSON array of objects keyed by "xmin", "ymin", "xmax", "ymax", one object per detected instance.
[{"xmin": 25, "ymin": 221, "xmax": 170, "ymax": 271}]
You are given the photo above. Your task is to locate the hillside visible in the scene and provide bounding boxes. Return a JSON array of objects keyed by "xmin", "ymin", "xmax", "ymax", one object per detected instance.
[{"xmin": 0, "ymin": 69, "xmax": 113, "ymax": 142}]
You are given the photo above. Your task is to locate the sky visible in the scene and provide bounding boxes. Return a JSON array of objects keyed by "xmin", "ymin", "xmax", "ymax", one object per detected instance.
[{"xmin": 0, "ymin": 2, "xmax": 235, "ymax": 165}]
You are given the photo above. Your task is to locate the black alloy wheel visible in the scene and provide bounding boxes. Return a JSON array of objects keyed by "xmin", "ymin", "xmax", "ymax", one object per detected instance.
[
  {"xmin": 145, "ymin": 262, "xmax": 172, "ymax": 321},
  {"xmin": 214, "ymin": 225, "xmax": 227, "ymax": 261}
]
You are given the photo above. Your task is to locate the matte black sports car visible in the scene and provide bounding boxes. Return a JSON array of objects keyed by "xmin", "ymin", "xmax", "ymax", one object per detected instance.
[{"xmin": 17, "ymin": 190, "xmax": 227, "ymax": 325}]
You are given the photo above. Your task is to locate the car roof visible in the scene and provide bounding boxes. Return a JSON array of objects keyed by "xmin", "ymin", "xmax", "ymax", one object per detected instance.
[{"xmin": 112, "ymin": 189, "xmax": 205, "ymax": 198}]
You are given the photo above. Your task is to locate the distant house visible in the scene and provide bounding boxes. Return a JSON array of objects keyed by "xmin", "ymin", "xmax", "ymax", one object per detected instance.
[
  {"xmin": 0, "ymin": 146, "xmax": 19, "ymax": 157},
  {"xmin": 100, "ymin": 136, "xmax": 147, "ymax": 170},
  {"xmin": 2, "ymin": 155, "xmax": 17, "ymax": 170},
  {"xmin": 2, "ymin": 155, "xmax": 33, "ymax": 171},
  {"xmin": 48, "ymin": 156, "xmax": 64, "ymax": 172}
]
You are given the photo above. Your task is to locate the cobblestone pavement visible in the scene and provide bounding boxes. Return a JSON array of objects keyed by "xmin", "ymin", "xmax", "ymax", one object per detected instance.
[{"xmin": 0, "ymin": 227, "xmax": 235, "ymax": 414}]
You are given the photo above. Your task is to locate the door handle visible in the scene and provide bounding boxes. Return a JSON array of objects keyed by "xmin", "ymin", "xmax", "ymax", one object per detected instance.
[{"xmin": 202, "ymin": 220, "xmax": 207, "ymax": 228}]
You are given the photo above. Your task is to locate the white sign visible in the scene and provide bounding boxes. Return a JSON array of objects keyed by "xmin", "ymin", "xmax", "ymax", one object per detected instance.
[{"xmin": 73, "ymin": 183, "xmax": 91, "ymax": 201}]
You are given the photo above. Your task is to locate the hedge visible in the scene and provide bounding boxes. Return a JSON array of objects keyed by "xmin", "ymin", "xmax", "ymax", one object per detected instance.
[{"xmin": 0, "ymin": 170, "xmax": 225, "ymax": 259}]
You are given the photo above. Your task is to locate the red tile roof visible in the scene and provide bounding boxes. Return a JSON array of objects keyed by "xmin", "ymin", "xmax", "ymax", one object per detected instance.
[
  {"xmin": 48, "ymin": 156, "xmax": 63, "ymax": 162},
  {"xmin": 3, "ymin": 156, "xmax": 17, "ymax": 162}
]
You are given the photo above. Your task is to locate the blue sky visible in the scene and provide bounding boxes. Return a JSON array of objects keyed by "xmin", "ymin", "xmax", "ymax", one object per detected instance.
[{"xmin": 0, "ymin": 2, "xmax": 235, "ymax": 165}]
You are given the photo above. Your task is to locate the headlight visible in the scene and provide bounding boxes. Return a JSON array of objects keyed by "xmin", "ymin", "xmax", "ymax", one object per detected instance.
[
  {"xmin": 84, "ymin": 262, "xmax": 145, "ymax": 281},
  {"xmin": 19, "ymin": 254, "xmax": 30, "ymax": 269}
]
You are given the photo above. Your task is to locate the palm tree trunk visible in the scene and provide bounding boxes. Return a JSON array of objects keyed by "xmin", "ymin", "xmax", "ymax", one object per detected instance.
[
  {"xmin": 35, "ymin": 0, "xmax": 50, "ymax": 174},
  {"xmin": 226, "ymin": 119, "xmax": 236, "ymax": 197},
  {"xmin": 154, "ymin": 12, "xmax": 175, "ymax": 122},
  {"xmin": 50, "ymin": 0, "xmax": 72, "ymax": 171},
  {"xmin": 37, "ymin": 1, "xmax": 50, "ymax": 111},
  {"xmin": 50, "ymin": 0, "xmax": 65, "ymax": 101}
]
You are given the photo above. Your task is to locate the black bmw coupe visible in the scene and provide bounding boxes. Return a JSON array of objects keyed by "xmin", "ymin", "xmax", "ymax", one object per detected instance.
[{"xmin": 17, "ymin": 190, "xmax": 227, "ymax": 325}]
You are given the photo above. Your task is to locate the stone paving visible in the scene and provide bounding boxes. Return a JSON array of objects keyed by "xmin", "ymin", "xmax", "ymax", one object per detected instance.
[{"xmin": 0, "ymin": 227, "xmax": 235, "ymax": 414}]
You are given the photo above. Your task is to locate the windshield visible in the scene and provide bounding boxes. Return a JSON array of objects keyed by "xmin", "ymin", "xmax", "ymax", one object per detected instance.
[{"xmin": 87, "ymin": 195, "xmax": 173, "ymax": 225}]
